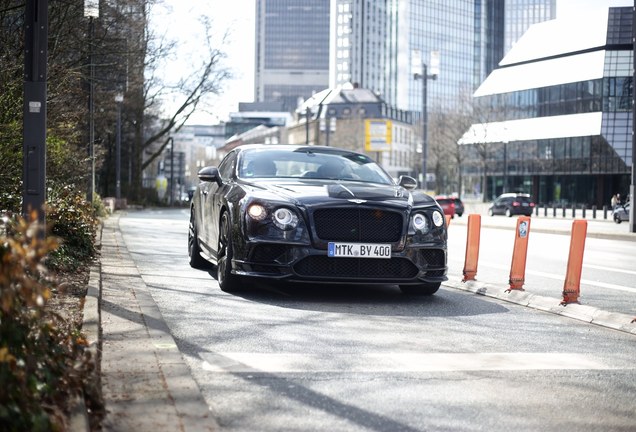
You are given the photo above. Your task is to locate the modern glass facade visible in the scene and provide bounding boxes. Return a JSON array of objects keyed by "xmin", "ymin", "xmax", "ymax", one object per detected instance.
[
  {"xmin": 460, "ymin": 6, "xmax": 632, "ymax": 206},
  {"xmin": 254, "ymin": 0, "xmax": 330, "ymax": 111},
  {"xmin": 331, "ymin": 0, "xmax": 554, "ymax": 114}
]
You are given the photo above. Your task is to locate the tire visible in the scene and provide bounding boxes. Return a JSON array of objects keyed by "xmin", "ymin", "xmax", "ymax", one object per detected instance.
[
  {"xmin": 188, "ymin": 210, "xmax": 209, "ymax": 269},
  {"xmin": 217, "ymin": 212, "xmax": 243, "ymax": 292},
  {"xmin": 505, "ymin": 208, "xmax": 512, "ymax": 217},
  {"xmin": 488, "ymin": 208, "xmax": 494, "ymax": 216},
  {"xmin": 614, "ymin": 214, "xmax": 622, "ymax": 224},
  {"xmin": 399, "ymin": 282, "xmax": 441, "ymax": 296}
]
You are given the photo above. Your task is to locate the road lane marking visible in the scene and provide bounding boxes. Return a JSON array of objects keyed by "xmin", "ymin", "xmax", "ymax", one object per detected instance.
[
  {"xmin": 584, "ymin": 264, "xmax": 636, "ymax": 276},
  {"xmin": 449, "ymin": 260, "xmax": 636, "ymax": 294},
  {"xmin": 200, "ymin": 352, "xmax": 611, "ymax": 373}
]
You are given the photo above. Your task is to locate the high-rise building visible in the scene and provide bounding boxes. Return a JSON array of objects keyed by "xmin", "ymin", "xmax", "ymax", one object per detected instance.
[
  {"xmin": 254, "ymin": 0, "xmax": 331, "ymax": 111},
  {"xmin": 331, "ymin": 0, "xmax": 555, "ymax": 113},
  {"xmin": 459, "ymin": 5, "xmax": 632, "ymax": 206}
]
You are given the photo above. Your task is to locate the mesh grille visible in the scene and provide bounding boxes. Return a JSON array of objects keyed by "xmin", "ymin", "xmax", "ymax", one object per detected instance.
[
  {"xmin": 294, "ymin": 256, "xmax": 418, "ymax": 279},
  {"xmin": 313, "ymin": 208, "xmax": 403, "ymax": 242}
]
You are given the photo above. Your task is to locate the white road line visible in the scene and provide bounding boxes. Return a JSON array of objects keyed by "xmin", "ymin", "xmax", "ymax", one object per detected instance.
[
  {"xmin": 200, "ymin": 352, "xmax": 611, "ymax": 373},
  {"xmin": 584, "ymin": 264, "xmax": 636, "ymax": 276},
  {"xmin": 453, "ymin": 260, "xmax": 636, "ymax": 294}
]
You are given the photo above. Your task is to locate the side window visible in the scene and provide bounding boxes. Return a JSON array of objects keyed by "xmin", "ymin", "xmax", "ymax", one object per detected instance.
[{"xmin": 218, "ymin": 152, "xmax": 237, "ymax": 180}]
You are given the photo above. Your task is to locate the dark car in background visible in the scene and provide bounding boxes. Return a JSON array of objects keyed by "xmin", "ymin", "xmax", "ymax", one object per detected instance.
[
  {"xmin": 434, "ymin": 196, "xmax": 456, "ymax": 219},
  {"xmin": 453, "ymin": 197, "xmax": 465, "ymax": 217},
  {"xmin": 189, "ymin": 144, "xmax": 448, "ymax": 295},
  {"xmin": 488, "ymin": 193, "xmax": 535, "ymax": 217},
  {"xmin": 613, "ymin": 202, "xmax": 630, "ymax": 224}
]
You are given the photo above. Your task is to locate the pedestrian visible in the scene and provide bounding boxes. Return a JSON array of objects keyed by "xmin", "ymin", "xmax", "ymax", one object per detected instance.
[{"xmin": 611, "ymin": 194, "xmax": 618, "ymax": 209}]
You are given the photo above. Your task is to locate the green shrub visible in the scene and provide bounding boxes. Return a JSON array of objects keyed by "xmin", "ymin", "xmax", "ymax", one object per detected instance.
[
  {"xmin": 0, "ymin": 215, "xmax": 92, "ymax": 432},
  {"xmin": 46, "ymin": 185, "xmax": 98, "ymax": 271}
]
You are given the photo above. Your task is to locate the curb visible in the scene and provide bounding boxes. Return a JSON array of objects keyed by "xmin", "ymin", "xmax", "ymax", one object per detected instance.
[
  {"xmin": 71, "ymin": 221, "xmax": 103, "ymax": 432},
  {"xmin": 444, "ymin": 279, "xmax": 636, "ymax": 335}
]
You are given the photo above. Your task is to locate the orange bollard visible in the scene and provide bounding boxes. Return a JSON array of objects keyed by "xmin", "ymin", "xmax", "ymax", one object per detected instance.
[
  {"xmin": 462, "ymin": 214, "xmax": 481, "ymax": 282},
  {"xmin": 561, "ymin": 219, "xmax": 587, "ymax": 305},
  {"xmin": 445, "ymin": 214, "xmax": 452, "ymax": 227},
  {"xmin": 507, "ymin": 216, "xmax": 531, "ymax": 291}
]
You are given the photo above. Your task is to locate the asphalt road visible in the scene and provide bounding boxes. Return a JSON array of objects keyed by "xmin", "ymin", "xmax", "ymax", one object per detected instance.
[
  {"xmin": 116, "ymin": 208, "xmax": 636, "ymax": 432},
  {"xmin": 445, "ymin": 216, "xmax": 636, "ymax": 316}
]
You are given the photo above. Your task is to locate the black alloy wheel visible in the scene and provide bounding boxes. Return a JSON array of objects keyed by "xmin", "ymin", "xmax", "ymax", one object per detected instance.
[{"xmin": 217, "ymin": 212, "xmax": 243, "ymax": 292}]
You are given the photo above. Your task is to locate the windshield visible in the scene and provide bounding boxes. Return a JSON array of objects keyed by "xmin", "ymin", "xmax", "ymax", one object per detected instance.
[{"xmin": 238, "ymin": 148, "xmax": 394, "ymax": 185}]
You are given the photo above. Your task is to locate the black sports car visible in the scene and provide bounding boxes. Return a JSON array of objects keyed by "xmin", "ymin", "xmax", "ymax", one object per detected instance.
[{"xmin": 188, "ymin": 144, "xmax": 448, "ymax": 295}]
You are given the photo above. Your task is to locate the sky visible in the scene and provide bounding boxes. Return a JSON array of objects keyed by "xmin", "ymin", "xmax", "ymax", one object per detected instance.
[
  {"xmin": 150, "ymin": 0, "xmax": 631, "ymax": 126},
  {"xmin": 150, "ymin": 0, "xmax": 255, "ymax": 125}
]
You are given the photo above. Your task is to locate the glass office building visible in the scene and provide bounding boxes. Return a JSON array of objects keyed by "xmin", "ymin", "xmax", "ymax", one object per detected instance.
[
  {"xmin": 254, "ymin": 0, "xmax": 330, "ymax": 111},
  {"xmin": 331, "ymin": 0, "xmax": 554, "ymax": 114},
  {"xmin": 459, "ymin": 6, "xmax": 633, "ymax": 206}
]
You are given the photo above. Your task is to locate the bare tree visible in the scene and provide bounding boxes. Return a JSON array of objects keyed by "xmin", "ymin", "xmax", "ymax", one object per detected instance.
[{"xmin": 91, "ymin": 1, "xmax": 232, "ymax": 201}]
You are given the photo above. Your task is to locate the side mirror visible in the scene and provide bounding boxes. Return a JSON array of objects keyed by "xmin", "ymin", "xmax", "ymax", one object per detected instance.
[
  {"xmin": 198, "ymin": 166, "xmax": 221, "ymax": 185},
  {"xmin": 398, "ymin": 175, "xmax": 418, "ymax": 190}
]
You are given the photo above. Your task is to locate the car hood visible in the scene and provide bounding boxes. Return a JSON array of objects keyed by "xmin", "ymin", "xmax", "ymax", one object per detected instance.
[{"xmin": 242, "ymin": 179, "xmax": 437, "ymax": 208}]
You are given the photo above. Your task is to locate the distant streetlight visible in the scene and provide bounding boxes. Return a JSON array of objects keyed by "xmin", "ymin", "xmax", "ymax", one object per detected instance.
[
  {"xmin": 85, "ymin": 0, "xmax": 99, "ymax": 203},
  {"xmin": 305, "ymin": 107, "xmax": 311, "ymax": 145},
  {"xmin": 168, "ymin": 137, "xmax": 174, "ymax": 206},
  {"xmin": 115, "ymin": 93, "xmax": 123, "ymax": 201},
  {"xmin": 413, "ymin": 50, "xmax": 439, "ymax": 190}
]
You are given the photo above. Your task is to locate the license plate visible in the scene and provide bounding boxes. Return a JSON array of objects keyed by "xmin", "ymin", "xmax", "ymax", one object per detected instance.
[{"xmin": 327, "ymin": 242, "xmax": 391, "ymax": 259}]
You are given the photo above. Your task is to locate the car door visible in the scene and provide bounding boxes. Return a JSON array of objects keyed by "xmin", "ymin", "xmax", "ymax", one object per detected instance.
[{"xmin": 492, "ymin": 197, "xmax": 504, "ymax": 215}]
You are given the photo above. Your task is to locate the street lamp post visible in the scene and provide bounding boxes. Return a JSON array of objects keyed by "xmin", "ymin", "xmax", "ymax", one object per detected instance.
[
  {"xmin": 305, "ymin": 107, "xmax": 310, "ymax": 145},
  {"xmin": 23, "ymin": 0, "xmax": 48, "ymax": 230},
  {"xmin": 413, "ymin": 52, "xmax": 439, "ymax": 190},
  {"xmin": 630, "ymin": 5, "xmax": 635, "ymax": 232},
  {"xmin": 115, "ymin": 93, "xmax": 123, "ymax": 201},
  {"xmin": 503, "ymin": 140, "xmax": 508, "ymax": 194},
  {"xmin": 85, "ymin": 1, "xmax": 99, "ymax": 203},
  {"xmin": 168, "ymin": 137, "xmax": 174, "ymax": 206}
]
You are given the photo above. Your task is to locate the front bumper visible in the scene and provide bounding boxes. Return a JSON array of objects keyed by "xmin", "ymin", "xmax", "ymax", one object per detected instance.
[{"xmin": 232, "ymin": 242, "xmax": 447, "ymax": 285}]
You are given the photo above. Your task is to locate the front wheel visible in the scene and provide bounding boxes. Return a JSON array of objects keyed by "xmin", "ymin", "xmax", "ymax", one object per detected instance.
[
  {"xmin": 217, "ymin": 212, "xmax": 243, "ymax": 292},
  {"xmin": 399, "ymin": 282, "xmax": 441, "ymax": 296},
  {"xmin": 614, "ymin": 214, "xmax": 622, "ymax": 224},
  {"xmin": 488, "ymin": 208, "xmax": 494, "ymax": 216}
]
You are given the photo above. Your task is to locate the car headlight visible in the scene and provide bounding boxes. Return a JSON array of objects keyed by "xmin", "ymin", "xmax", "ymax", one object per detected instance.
[
  {"xmin": 247, "ymin": 203, "xmax": 268, "ymax": 221},
  {"xmin": 272, "ymin": 208, "xmax": 298, "ymax": 230},
  {"xmin": 411, "ymin": 213, "xmax": 428, "ymax": 232},
  {"xmin": 432, "ymin": 210, "xmax": 444, "ymax": 227}
]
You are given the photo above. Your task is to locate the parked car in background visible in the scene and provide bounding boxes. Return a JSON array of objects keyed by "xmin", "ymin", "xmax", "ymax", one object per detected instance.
[
  {"xmin": 613, "ymin": 202, "xmax": 630, "ymax": 224},
  {"xmin": 488, "ymin": 193, "xmax": 535, "ymax": 217},
  {"xmin": 434, "ymin": 196, "xmax": 456, "ymax": 219},
  {"xmin": 189, "ymin": 144, "xmax": 448, "ymax": 295},
  {"xmin": 453, "ymin": 197, "xmax": 465, "ymax": 217}
]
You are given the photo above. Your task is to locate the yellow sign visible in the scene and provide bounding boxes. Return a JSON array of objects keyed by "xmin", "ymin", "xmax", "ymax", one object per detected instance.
[{"xmin": 365, "ymin": 119, "xmax": 392, "ymax": 152}]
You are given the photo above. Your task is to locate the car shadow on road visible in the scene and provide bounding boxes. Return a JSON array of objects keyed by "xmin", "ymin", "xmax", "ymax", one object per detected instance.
[{"xmin": 220, "ymin": 279, "xmax": 510, "ymax": 318}]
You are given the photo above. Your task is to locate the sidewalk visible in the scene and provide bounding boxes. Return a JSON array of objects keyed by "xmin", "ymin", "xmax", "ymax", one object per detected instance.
[
  {"xmin": 456, "ymin": 200, "xmax": 636, "ymax": 242},
  {"xmin": 82, "ymin": 214, "xmax": 217, "ymax": 431},
  {"xmin": 80, "ymin": 209, "xmax": 635, "ymax": 430}
]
